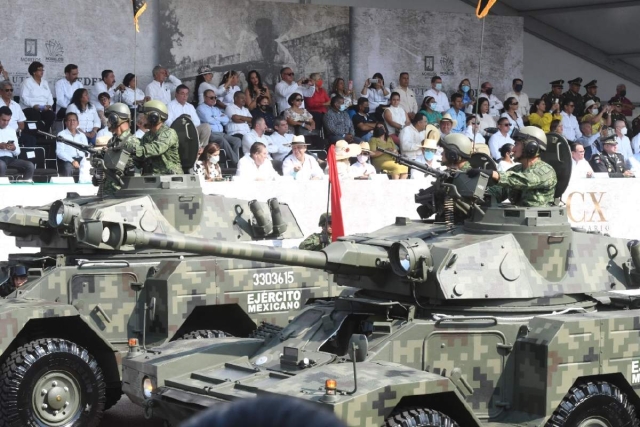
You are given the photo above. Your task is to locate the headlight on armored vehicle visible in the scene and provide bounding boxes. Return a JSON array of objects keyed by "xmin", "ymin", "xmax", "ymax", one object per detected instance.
[
  {"xmin": 48, "ymin": 200, "xmax": 81, "ymax": 229},
  {"xmin": 142, "ymin": 376, "xmax": 155, "ymax": 399},
  {"xmin": 389, "ymin": 238, "xmax": 432, "ymax": 279}
]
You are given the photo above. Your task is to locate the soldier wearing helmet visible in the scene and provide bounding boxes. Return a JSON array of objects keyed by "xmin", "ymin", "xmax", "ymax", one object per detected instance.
[
  {"xmin": 480, "ymin": 126, "xmax": 558, "ymax": 206},
  {"xmin": 440, "ymin": 133, "xmax": 473, "ymax": 171},
  {"xmin": 133, "ymin": 100, "xmax": 182, "ymax": 175},
  {"xmin": 299, "ymin": 213, "xmax": 332, "ymax": 251},
  {"xmin": 0, "ymin": 265, "xmax": 28, "ymax": 297}
]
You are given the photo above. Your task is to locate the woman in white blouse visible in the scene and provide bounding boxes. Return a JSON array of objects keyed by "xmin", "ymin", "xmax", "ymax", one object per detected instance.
[
  {"xmin": 361, "ymin": 72, "xmax": 390, "ymax": 113},
  {"xmin": 121, "ymin": 73, "xmax": 148, "ymax": 109},
  {"xmin": 218, "ymin": 70, "xmax": 241, "ymax": 108},
  {"xmin": 66, "ymin": 88, "xmax": 101, "ymax": 145},
  {"xmin": 195, "ymin": 65, "xmax": 216, "ymax": 106},
  {"xmin": 476, "ymin": 97, "xmax": 496, "ymax": 136},
  {"xmin": 500, "ymin": 97, "xmax": 524, "ymax": 136},
  {"xmin": 383, "ymin": 92, "xmax": 410, "ymax": 136},
  {"xmin": 497, "ymin": 143, "xmax": 519, "ymax": 172}
]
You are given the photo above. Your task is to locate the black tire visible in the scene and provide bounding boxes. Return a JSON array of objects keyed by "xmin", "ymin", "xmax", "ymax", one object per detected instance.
[
  {"xmin": 0, "ymin": 338, "xmax": 105, "ymax": 427},
  {"xmin": 178, "ymin": 329, "xmax": 230, "ymax": 340},
  {"xmin": 547, "ymin": 381, "xmax": 639, "ymax": 427},
  {"xmin": 103, "ymin": 385, "xmax": 122, "ymax": 411},
  {"xmin": 384, "ymin": 407, "xmax": 459, "ymax": 427}
]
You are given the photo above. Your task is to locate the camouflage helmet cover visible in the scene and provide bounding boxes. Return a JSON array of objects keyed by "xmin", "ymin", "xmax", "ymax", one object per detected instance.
[{"xmin": 319, "ymin": 213, "xmax": 332, "ymax": 227}]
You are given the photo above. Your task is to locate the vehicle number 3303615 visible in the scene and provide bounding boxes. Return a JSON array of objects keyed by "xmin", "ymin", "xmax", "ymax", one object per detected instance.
[{"xmin": 252, "ymin": 271, "xmax": 295, "ymax": 286}]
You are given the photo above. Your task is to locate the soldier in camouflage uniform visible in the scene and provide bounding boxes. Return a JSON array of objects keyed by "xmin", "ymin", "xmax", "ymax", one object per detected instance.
[
  {"xmin": 440, "ymin": 133, "xmax": 472, "ymax": 172},
  {"xmin": 484, "ymin": 126, "xmax": 557, "ymax": 207},
  {"xmin": 0, "ymin": 265, "xmax": 28, "ymax": 298},
  {"xmin": 299, "ymin": 213, "xmax": 331, "ymax": 251},
  {"xmin": 541, "ymin": 80, "xmax": 565, "ymax": 113},
  {"xmin": 563, "ymin": 77, "xmax": 585, "ymax": 117},
  {"xmin": 134, "ymin": 100, "xmax": 182, "ymax": 175}
]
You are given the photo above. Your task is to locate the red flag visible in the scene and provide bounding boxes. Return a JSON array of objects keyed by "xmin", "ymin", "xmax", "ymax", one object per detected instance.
[{"xmin": 327, "ymin": 145, "xmax": 344, "ymax": 241}]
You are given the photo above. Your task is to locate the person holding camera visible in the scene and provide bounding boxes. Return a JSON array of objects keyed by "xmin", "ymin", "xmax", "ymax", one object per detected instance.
[
  {"xmin": 274, "ymin": 67, "xmax": 315, "ymax": 114},
  {"xmin": 0, "ymin": 106, "xmax": 34, "ymax": 181},
  {"xmin": 528, "ymin": 98, "xmax": 561, "ymax": 133},
  {"xmin": 541, "ymin": 80, "xmax": 565, "ymax": 115},
  {"xmin": 361, "ymin": 73, "xmax": 390, "ymax": 114}
]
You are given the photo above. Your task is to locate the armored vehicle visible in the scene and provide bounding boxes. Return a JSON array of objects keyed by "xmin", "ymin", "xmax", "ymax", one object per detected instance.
[
  {"xmin": 0, "ymin": 131, "xmax": 334, "ymax": 426},
  {"xmin": 122, "ymin": 134, "xmax": 640, "ymax": 426}
]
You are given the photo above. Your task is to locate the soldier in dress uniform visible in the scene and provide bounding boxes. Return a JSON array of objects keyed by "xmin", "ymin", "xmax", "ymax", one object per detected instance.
[
  {"xmin": 610, "ymin": 101, "xmax": 629, "ymax": 130},
  {"xmin": 583, "ymin": 80, "xmax": 600, "ymax": 108},
  {"xmin": 299, "ymin": 213, "xmax": 332, "ymax": 251},
  {"xmin": 563, "ymin": 77, "xmax": 585, "ymax": 118},
  {"xmin": 589, "ymin": 127, "xmax": 634, "ymax": 178},
  {"xmin": 541, "ymin": 80, "xmax": 564, "ymax": 114}
]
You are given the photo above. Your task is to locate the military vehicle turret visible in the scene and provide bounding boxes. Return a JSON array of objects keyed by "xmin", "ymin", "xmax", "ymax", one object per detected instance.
[
  {"xmin": 0, "ymin": 131, "xmax": 334, "ymax": 427},
  {"xmin": 121, "ymin": 134, "xmax": 640, "ymax": 427}
]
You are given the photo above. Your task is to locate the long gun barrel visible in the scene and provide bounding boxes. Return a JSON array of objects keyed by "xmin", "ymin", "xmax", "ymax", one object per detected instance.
[
  {"xmin": 376, "ymin": 148, "xmax": 449, "ymax": 179},
  {"xmin": 38, "ymin": 130, "xmax": 100, "ymax": 156}
]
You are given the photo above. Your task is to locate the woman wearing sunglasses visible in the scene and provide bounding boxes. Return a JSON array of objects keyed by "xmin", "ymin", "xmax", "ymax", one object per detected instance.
[{"xmin": 500, "ymin": 96, "xmax": 524, "ymax": 136}]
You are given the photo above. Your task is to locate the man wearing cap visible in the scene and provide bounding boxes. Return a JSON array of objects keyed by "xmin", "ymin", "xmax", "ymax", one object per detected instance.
[
  {"xmin": 0, "ymin": 265, "xmax": 28, "ymax": 297},
  {"xmin": 609, "ymin": 84, "xmax": 635, "ymax": 118},
  {"xmin": 480, "ymin": 127, "xmax": 557, "ymax": 207},
  {"xmin": 563, "ymin": 78, "xmax": 584, "ymax": 117},
  {"xmin": 610, "ymin": 101, "xmax": 629, "ymax": 129},
  {"xmin": 282, "ymin": 136, "xmax": 323, "ymax": 180},
  {"xmin": 478, "ymin": 82, "xmax": 503, "ymax": 119},
  {"xmin": 350, "ymin": 142, "xmax": 376, "ymax": 179},
  {"xmin": 439, "ymin": 114, "xmax": 455, "ymax": 137},
  {"xmin": 504, "ymin": 78, "xmax": 530, "ymax": 119},
  {"xmin": 541, "ymin": 80, "xmax": 565, "ymax": 114},
  {"xmin": 590, "ymin": 128, "xmax": 634, "ymax": 177},
  {"xmin": 299, "ymin": 213, "xmax": 332, "ymax": 251},
  {"xmin": 583, "ymin": 80, "xmax": 600, "ymax": 108}
]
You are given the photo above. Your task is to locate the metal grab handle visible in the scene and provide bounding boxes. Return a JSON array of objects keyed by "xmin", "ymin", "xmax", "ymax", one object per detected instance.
[
  {"xmin": 94, "ymin": 304, "xmax": 112, "ymax": 323},
  {"xmin": 434, "ymin": 316, "xmax": 498, "ymax": 326}
]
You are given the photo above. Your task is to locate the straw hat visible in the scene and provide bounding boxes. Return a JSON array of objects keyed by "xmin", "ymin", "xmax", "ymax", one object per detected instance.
[
  {"xmin": 359, "ymin": 141, "xmax": 371, "ymax": 152},
  {"xmin": 197, "ymin": 65, "xmax": 213, "ymax": 75},
  {"xmin": 335, "ymin": 140, "xmax": 361, "ymax": 160},
  {"xmin": 421, "ymin": 125, "xmax": 441, "ymax": 149},
  {"xmin": 291, "ymin": 135, "xmax": 310, "ymax": 146},
  {"xmin": 440, "ymin": 113, "xmax": 457, "ymax": 128}
]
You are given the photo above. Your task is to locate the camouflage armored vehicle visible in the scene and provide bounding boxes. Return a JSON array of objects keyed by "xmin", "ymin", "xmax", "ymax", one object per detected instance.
[
  {"xmin": 0, "ymin": 132, "xmax": 334, "ymax": 426},
  {"xmin": 121, "ymin": 134, "xmax": 640, "ymax": 426}
]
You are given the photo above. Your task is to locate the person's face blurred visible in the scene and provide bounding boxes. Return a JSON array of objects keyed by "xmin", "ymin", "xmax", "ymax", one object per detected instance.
[
  {"xmin": 570, "ymin": 83, "xmax": 581, "ymax": 93},
  {"xmin": 615, "ymin": 121, "xmax": 625, "ymax": 135},
  {"xmin": 235, "ymin": 94, "xmax": 246, "ymax": 107},
  {"xmin": 80, "ymin": 90, "xmax": 89, "ymax": 104},
  {"xmin": 498, "ymin": 121, "xmax": 511, "ymax": 135},
  {"xmin": 581, "ymin": 124, "xmax": 592, "ymax": 136},
  {"xmin": 513, "ymin": 140, "xmax": 524, "ymax": 159},
  {"xmin": 337, "ymin": 79, "xmax": 345, "ymax": 91},
  {"xmin": 251, "ymin": 146, "xmax": 268, "ymax": 166},
  {"xmin": 564, "ymin": 102, "xmax": 575, "ymax": 114},
  {"xmin": 572, "ymin": 146, "xmax": 585, "ymax": 162},
  {"xmin": 400, "ymin": 74, "xmax": 409, "ymax": 87},
  {"xmin": 259, "ymin": 99, "xmax": 269, "ymax": 109},
  {"xmin": 415, "ymin": 116, "xmax": 427, "ymax": 131},
  {"xmin": 275, "ymin": 121, "xmax": 288, "ymax": 135},
  {"xmin": 0, "ymin": 114, "xmax": 10, "ymax": 129},
  {"xmin": 618, "ymin": 85, "xmax": 627, "ymax": 95},
  {"xmin": 255, "ymin": 119, "xmax": 267, "ymax": 134},
  {"xmin": 390, "ymin": 95, "xmax": 400, "ymax": 107},
  {"xmin": 204, "ymin": 92, "xmax": 217, "ymax": 107},
  {"xmin": 204, "ymin": 73, "xmax": 213, "ymax": 82},
  {"xmin": 104, "ymin": 72, "xmax": 115, "ymax": 86},
  {"xmin": 1, "ymin": 86, "xmax": 13, "ymax": 101},
  {"xmin": 480, "ymin": 101, "xmax": 489, "ymax": 114},
  {"xmin": 556, "ymin": 123, "xmax": 564, "ymax": 134},
  {"xmin": 453, "ymin": 97, "xmax": 463, "ymax": 110},
  {"xmin": 99, "ymin": 96, "xmax": 110, "ymax": 108},
  {"xmin": 587, "ymin": 86, "xmax": 597, "ymax": 96},
  {"xmin": 552, "ymin": 86, "xmax": 563, "ymax": 96},
  {"xmin": 12, "ymin": 275, "xmax": 27, "ymax": 288},
  {"xmin": 537, "ymin": 100, "xmax": 546, "ymax": 112},
  {"xmin": 176, "ymin": 88, "xmax": 189, "ymax": 105},
  {"xmin": 129, "ymin": 77, "xmax": 137, "ymax": 89},
  {"xmin": 249, "ymin": 73, "xmax": 259, "ymax": 86},
  {"xmin": 440, "ymin": 121, "xmax": 452, "ymax": 134},
  {"xmin": 137, "ymin": 114, "xmax": 148, "ymax": 130},
  {"xmin": 324, "ymin": 223, "xmax": 332, "ymax": 235},
  {"xmin": 469, "ymin": 119, "xmax": 480, "ymax": 131},
  {"xmin": 333, "ymin": 98, "xmax": 344, "ymax": 111},
  {"xmin": 66, "ymin": 68, "xmax": 79, "ymax": 83},
  {"xmin": 509, "ymin": 100, "xmax": 519, "ymax": 111},
  {"xmin": 66, "ymin": 116, "xmax": 78, "ymax": 132},
  {"xmin": 603, "ymin": 142, "xmax": 617, "ymax": 154},
  {"xmin": 33, "ymin": 66, "xmax": 44, "ymax": 79},
  {"xmin": 282, "ymin": 68, "xmax": 294, "ymax": 83},
  {"xmin": 230, "ymin": 74, "xmax": 239, "ymax": 86},
  {"xmin": 432, "ymin": 78, "xmax": 442, "ymax": 90},
  {"xmin": 292, "ymin": 144, "xmax": 306, "ymax": 161},
  {"xmin": 360, "ymin": 101, "xmax": 369, "ymax": 112}
]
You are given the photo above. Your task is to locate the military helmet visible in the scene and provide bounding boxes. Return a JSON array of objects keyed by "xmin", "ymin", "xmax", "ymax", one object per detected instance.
[
  {"xmin": 319, "ymin": 213, "xmax": 332, "ymax": 227},
  {"xmin": 143, "ymin": 100, "xmax": 169, "ymax": 122},
  {"xmin": 513, "ymin": 126, "xmax": 547, "ymax": 151},
  {"xmin": 12, "ymin": 265, "xmax": 27, "ymax": 277},
  {"xmin": 441, "ymin": 133, "xmax": 472, "ymax": 160},
  {"xmin": 106, "ymin": 103, "xmax": 131, "ymax": 128}
]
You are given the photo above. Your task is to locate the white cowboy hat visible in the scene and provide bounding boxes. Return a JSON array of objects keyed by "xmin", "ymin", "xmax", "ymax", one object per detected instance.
[{"xmin": 335, "ymin": 140, "xmax": 361, "ymax": 160}]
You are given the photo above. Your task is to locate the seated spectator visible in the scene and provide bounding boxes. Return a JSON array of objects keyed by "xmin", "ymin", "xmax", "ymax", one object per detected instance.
[
  {"xmin": 275, "ymin": 67, "xmax": 315, "ymax": 114},
  {"xmin": 418, "ymin": 96, "xmax": 442, "ymax": 126},
  {"xmin": 559, "ymin": 99, "xmax": 581, "ymax": 142},
  {"xmin": 135, "ymin": 113, "xmax": 148, "ymax": 139},
  {"xmin": 236, "ymin": 142, "xmax": 280, "ymax": 181},
  {"xmin": 369, "ymin": 125, "xmax": 408, "ymax": 179},
  {"xmin": 198, "ymin": 142, "xmax": 223, "ymax": 182},
  {"xmin": 383, "ymin": 92, "xmax": 410, "ymax": 138},
  {"xmin": 500, "ymin": 97, "xmax": 524, "ymax": 136},
  {"xmin": 399, "ymin": 113, "xmax": 429, "ymax": 178},
  {"xmin": 166, "ymin": 85, "xmax": 211, "ymax": 148},
  {"xmin": 457, "ymin": 78, "xmax": 475, "ymax": 114},
  {"xmin": 250, "ymin": 95, "xmax": 275, "ymax": 134},
  {"xmin": 489, "ymin": 117, "xmax": 514, "ymax": 160},
  {"xmin": 97, "ymin": 92, "xmax": 111, "ymax": 128},
  {"xmin": 421, "ymin": 133, "xmax": 443, "ymax": 172},
  {"xmin": 54, "ymin": 64, "xmax": 83, "ymax": 120},
  {"xmin": 324, "ymin": 95, "xmax": 360, "ymax": 144},
  {"xmin": 269, "ymin": 118, "xmax": 294, "ymax": 162},
  {"xmin": 194, "ymin": 65, "xmax": 216, "ymax": 106},
  {"xmin": 217, "ymin": 70, "xmax": 241, "ymax": 108},
  {"xmin": 447, "ymin": 93, "xmax": 466, "ymax": 134},
  {"xmin": 528, "ymin": 98, "xmax": 561, "ymax": 133},
  {"xmin": 475, "ymin": 97, "xmax": 496, "ymax": 136},
  {"xmin": 633, "ymin": 126, "xmax": 640, "ymax": 157},
  {"xmin": 0, "ymin": 106, "xmax": 34, "ymax": 181},
  {"xmin": 614, "ymin": 119, "xmax": 634, "ymax": 168},
  {"xmin": 304, "ymin": 73, "xmax": 330, "ymax": 130},
  {"xmin": 550, "ymin": 119, "xmax": 563, "ymax": 134},
  {"xmin": 145, "ymin": 65, "xmax": 182, "ymax": 106},
  {"xmin": 334, "ymin": 139, "xmax": 361, "ymax": 180},
  {"xmin": 225, "ymin": 92, "xmax": 252, "ymax": 141},
  {"xmin": 497, "ymin": 143, "xmax": 518, "ymax": 172},
  {"xmin": 396, "ymin": 72, "xmax": 418, "ymax": 119},
  {"xmin": 352, "ymin": 97, "xmax": 377, "ymax": 142},
  {"xmin": 439, "ymin": 114, "xmax": 455, "ymax": 137},
  {"xmin": 350, "ymin": 142, "xmax": 376, "ymax": 179},
  {"xmin": 577, "ymin": 121, "xmax": 599, "ymax": 160},
  {"xmin": 92, "ymin": 70, "xmax": 124, "ymax": 110},
  {"xmin": 283, "ymin": 93, "xmax": 316, "ymax": 136},
  {"xmin": 66, "ymin": 88, "xmax": 100, "ymax": 145},
  {"xmin": 242, "ymin": 116, "xmax": 273, "ymax": 155},
  {"xmin": 56, "ymin": 112, "xmax": 88, "ymax": 177},
  {"xmin": 0, "ymin": 81, "xmax": 34, "ymax": 148},
  {"xmin": 244, "ymin": 70, "xmax": 272, "ymax": 111},
  {"xmin": 581, "ymin": 100, "xmax": 611, "ymax": 134},
  {"xmin": 464, "ymin": 115, "xmax": 486, "ymax": 144},
  {"xmin": 20, "ymin": 61, "xmax": 55, "ymax": 131},
  {"xmin": 121, "ymin": 73, "xmax": 148, "ymax": 109},
  {"xmin": 330, "ymin": 78, "xmax": 354, "ymax": 108},
  {"xmin": 478, "ymin": 81, "xmax": 503, "ymax": 118},
  {"xmin": 610, "ymin": 100, "xmax": 629, "ymax": 129},
  {"xmin": 282, "ymin": 136, "xmax": 323, "ymax": 180},
  {"xmin": 505, "ymin": 78, "xmax": 531, "ymax": 119},
  {"xmin": 361, "ymin": 73, "xmax": 390, "ymax": 113},
  {"xmin": 590, "ymin": 128, "xmax": 634, "ymax": 177},
  {"xmin": 197, "ymin": 89, "xmax": 241, "ymax": 165},
  {"xmin": 570, "ymin": 142, "xmax": 593, "ymax": 178}
]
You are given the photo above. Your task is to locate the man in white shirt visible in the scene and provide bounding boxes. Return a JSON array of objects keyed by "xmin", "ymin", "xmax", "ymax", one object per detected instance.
[
  {"xmin": 166, "ymin": 85, "xmax": 211, "ymax": 147},
  {"xmin": 614, "ymin": 119, "xmax": 634, "ymax": 168},
  {"xmin": 268, "ymin": 118, "xmax": 294, "ymax": 162},
  {"xmin": 422, "ymin": 75, "xmax": 449, "ymax": 114},
  {"xmin": 282, "ymin": 136, "xmax": 323, "ymax": 180},
  {"xmin": 55, "ymin": 64, "xmax": 83, "ymax": 118},
  {"xmin": 478, "ymin": 82, "xmax": 503, "ymax": 119},
  {"xmin": 225, "ymin": 92, "xmax": 252, "ymax": 141},
  {"xmin": 0, "ymin": 81, "xmax": 26, "ymax": 133},
  {"xmin": 570, "ymin": 143, "xmax": 593, "ymax": 178},
  {"xmin": 632, "ymin": 131, "xmax": 640, "ymax": 157},
  {"xmin": 0, "ymin": 107, "xmax": 35, "ymax": 180},
  {"xmin": 56, "ymin": 112, "xmax": 88, "ymax": 177},
  {"xmin": 236, "ymin": 142, "xmax": 280, "ymax": 181},
  {"xmin": 464, "ymin": 116, "xmax": 486, "ymax": 144},
  {"xmin": 560, "ymin": 100, "xmax": 582, "ymax": 142},
  {"xmin": 274, "ymin": 67, "xmax": 315, "ymax": 114},
  {"xmin": 242, "ymin": 117, "xmax": 273, "ymax": 155},
  {"xmin": 92, "ymin": 70, "xmax": 124, "ymax": 111},
  {"xmin": 145, "ymin": 65, "xmax": 182, "ymax": 107},
  {"xmin": 488, "ymin": 117, "xmax": 514, "ymax": 160},
  {"xmin": 504, "ymin": 78, "xmax": 530, "ymax": 119},
  {"xmin": 399, "ymin": 113, "xmax": 428, "ymax": 178},
  {"xmin": 396, "ymin": 72, "xmax": 418, "ymax": 119}
]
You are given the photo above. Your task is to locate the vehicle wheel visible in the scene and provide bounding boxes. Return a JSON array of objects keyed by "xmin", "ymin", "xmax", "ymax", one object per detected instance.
[
  {"xmin": 547, "ymin": 382, "xmax": 639, "ymax": 427},
  {"xmin": 103, "ymin": 385, "xmax": 122, "ymax": 411},
  {"xmin": 384, "ymin": 407, "xmax": 459, "ymax": 427},
  {"xmin": 178, "ymin": 329, "xmax": 230, "ymax": 340},
  {"xmin": 0, "ymin": 338, "xmax": 105, "ymax": 427}
]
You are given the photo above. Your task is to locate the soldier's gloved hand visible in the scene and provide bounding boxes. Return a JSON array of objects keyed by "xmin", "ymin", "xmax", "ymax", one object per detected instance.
[{"xmin": 466, "ymin": 169, "xmax": 481, "ymax": 178}]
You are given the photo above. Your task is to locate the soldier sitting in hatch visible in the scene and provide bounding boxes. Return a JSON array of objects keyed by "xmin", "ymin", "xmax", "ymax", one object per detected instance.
[
  {"xmin": 132, "ymin": 100, "xmax": 182, "ymax": 175},
  {"xmin": 0, "ymin": 265, "xmax": 28, "ymax": 298},
  {"xmin": 473, "ymin": 126, "xmax": 557, "ymax": 207},
  {"xmin": 299, "ymin": 213, "xmax": 331, "ymax": 251}
]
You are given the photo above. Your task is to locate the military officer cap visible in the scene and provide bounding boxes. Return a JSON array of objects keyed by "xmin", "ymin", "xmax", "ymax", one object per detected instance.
[
  {"xmin": 585, "ymin": 80, "xmax": 597, "ymax": 89},
  {"xmin": 599, "ymin": 127, "xmax": 617, "ymax": 143},
  {"xmin": 568, "ymin": 77, "xmax": 583, "ymax": 86},
  {"xmin": 319, "ymin": 213, "xmax": 331, "ymax": 227},
  {"xmin": 550, "ymin": 79, "xmax": 564, "ymax": 87}
]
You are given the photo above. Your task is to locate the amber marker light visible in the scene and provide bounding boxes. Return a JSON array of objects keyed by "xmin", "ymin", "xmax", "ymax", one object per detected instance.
[
  {"xmin": 128, "ymin": 338, "xmax": 139, "ymax": 347},
  {"xmin": 325, "ymin": 379, "xmax": 337, "ymax": 395}
]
